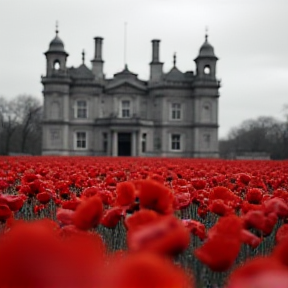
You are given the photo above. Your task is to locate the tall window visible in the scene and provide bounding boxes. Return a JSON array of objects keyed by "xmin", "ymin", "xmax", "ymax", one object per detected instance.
[
  {"xmin": 203, "ymin": 103, "xmax": 211, "ymax": 122},
  {"xmin": 171, "ymin": 134, "xmax": 181, "ymax": 151},
  {"xmin": 171, "ymin": 103, "xmax": 181, "ymax": 120},
  {"xmin": 51, "ymin": 102, "xmax": 60, "ymax": 119},
  {"xmin": 203, "ymin": 134, "xmax": 211, "ymax": 149},
  {"xmin": 141, "ymin": 133, "xmax": 147, "ymax": 153},
  {"xmin": 76, "ymin": 101, "xmax": 87, "ymax": 118},
  {"xmin": 121, "ymin": 100, "xmax": 130, "ymax": 118},
  {"xmin": 76, "ymin": 132, "xmax": 87, "ymax": 149},
  {"xmin": 50, "ymin": 129, "xmax": 60, "ymax": 146}
]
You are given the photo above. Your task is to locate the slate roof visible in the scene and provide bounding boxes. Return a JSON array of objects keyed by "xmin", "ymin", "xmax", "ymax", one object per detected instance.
[{"xmin": 69, "ymin": 64, "xmax": 94, "ymax": 79}]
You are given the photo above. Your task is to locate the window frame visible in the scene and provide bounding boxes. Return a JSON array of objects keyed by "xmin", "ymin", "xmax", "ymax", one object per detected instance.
[
  {"xmin": 203, "ymin": 133, "xmax": 211, "ymax": 149},
  {"xmin": 75, "ymin": 100, "xmax": 88, "ymax": 119},
  {"xmin": 170, "ymin": 102, "xmax": 182, "ymax": 121},
  {"xmin": 120, "ymin": 100, "xmax": 131, "ymax": 118},
  {"xmin": 202, "ymin": 102, "xmax": 212, "ymax": 122},
  {"xmin": 74, "ymin": 131, "xmax": 87, "ymax": 150},
  {"xmin": 170, "ymin": 133, "xmax": 182, "ymax": 151}
]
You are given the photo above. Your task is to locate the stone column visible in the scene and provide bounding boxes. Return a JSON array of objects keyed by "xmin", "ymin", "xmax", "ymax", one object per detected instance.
[
  {"xmin": 63, "ymin": 95, "xmax": 69, "ymax": 121},
  {"xmin": 107, "ymin": 131, "xmax": 112, "ymax": 156},
  {"xmin": 112, "ymin": 131, "xmax": 118, "ymax": 156},
  {"xmin": 62, "ymin": 125, "xmax": 69, "ymax": 155},
  {"xmin": 132, "ymin": 131, "xmax": 137, "ymax": 156}
]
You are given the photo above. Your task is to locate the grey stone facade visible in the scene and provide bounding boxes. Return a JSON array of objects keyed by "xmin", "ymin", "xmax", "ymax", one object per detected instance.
[{"xmin": 41, "ymin": 29, "xmax": 221, "ymax": 157}]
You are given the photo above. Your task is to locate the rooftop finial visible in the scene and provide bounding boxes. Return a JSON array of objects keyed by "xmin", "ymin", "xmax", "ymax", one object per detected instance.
[
  {"xmin": 205, "ymin": 26, "xmax": 208, "ymax": 42},
  {"xmin": 82, "ymin": 49, "xmax": 85, "ymax": 64},
  {"xmin": 173, "ymin": 52, "xmax": 176, "ymax": 67},
  {"xmin": 56, "ymin": 21, "xmax": 59, "ymax": 35}
]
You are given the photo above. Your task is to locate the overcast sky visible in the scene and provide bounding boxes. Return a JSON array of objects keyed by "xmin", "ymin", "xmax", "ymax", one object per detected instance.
[{"xmin": 1, "ymin": 0, "xmax": 287, "ymax": 138}]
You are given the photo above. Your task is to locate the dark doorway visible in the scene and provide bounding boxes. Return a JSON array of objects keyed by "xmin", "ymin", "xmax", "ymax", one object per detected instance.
[{"xmin": 118, "ymin": 133, "xmax": 131, "ymax": 156}]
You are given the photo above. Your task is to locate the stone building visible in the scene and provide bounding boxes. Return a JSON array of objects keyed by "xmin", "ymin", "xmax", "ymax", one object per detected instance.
[{"xmin": 41, "ymin": 28, "xmax": 221, "ymax": 157}]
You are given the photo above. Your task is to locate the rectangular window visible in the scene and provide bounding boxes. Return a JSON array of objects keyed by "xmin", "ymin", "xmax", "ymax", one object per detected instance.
[
  {"xmin": 103, "ymin": 132, "xmax": 108, "ymax": 153},
  {"xmin": 50, "ymin": 129, "xmax": 60, "ymax": 146},
  {"xmin": 141, "ymin": 133, "xmax": 147, "ymax": 153},
  {"xmin": 171, "ymin": 103, "xmax": 181, "ymax": 120},
  {"xmin": 76, "ymin": 132, "xmax": 86, "ymax": 149},
  {"xmin": 203, "ymin": 134, "xmax": 211, "ymax": 149},
  {"xmin": 171, "ymin": 134, "xmax": 181, "ymax": 151},
  {"xmin": 76, "ymin": 101, "xmax": 87, "ymax": 118},
  {"xmin": 121, "ymin": 100, "xmax": 130, "ymax": 118}
]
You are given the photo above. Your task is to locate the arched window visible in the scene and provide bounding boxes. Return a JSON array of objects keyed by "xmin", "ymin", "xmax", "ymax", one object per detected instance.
[
  {"xmin": 202, "ymin": 102, "xmax": 212, "ymax": 122},
  {"xmin": 53, "ymin": 60, "xmax": 60, "ymax": 70},
  {"xmin": 204, "ymin": 65, "xmax": 210, "ymax": 75},
  {"xmin": 50, "ymin": 102, "xmax": 60, "ymax": 119}
]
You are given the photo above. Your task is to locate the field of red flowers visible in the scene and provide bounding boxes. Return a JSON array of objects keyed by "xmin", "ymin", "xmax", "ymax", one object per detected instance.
[{"xmin": 1, "ymin": 156, "xmax": 288, "ymax": 288}]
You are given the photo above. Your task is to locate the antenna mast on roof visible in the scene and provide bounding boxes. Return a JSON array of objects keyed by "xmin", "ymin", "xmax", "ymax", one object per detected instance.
[{"xmin": 124, "ymin": 22, "xmax": 127, "ymax": 68}]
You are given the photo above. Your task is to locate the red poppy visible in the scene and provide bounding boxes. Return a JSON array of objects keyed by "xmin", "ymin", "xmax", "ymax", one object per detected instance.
[
  {"xmin": 0, "ymin": 194, "xmax": 24, "ymax": 211},
  {"xmin": 227, "ymin": 257, "xmax": 288, "ymax": 288},
  {"xmin": 73, "ymin": 195, "xmax": 103, "ymax": 230},
  {"xmin": 127, "ymin": 215, "xmax": 190, "ymax": 256},
  {"xmin": 241, "ymin": 229, "xmax": 261, "ymax": 248},
  {"xmin": 135, "ymin": 180, "xmax": 174, "ymax": 214},
  {"xmin": 173, "ymin": 192, "xmax": 191, "ymax": 210},
  {"xmin": 209, "ymin": 186, "xmax": 240, "ymax": 205},
  {"xmin": 101, "ymin": 207, "xmax": 125, "ymax": 228},
  {"xmin": 208, "ymin": 215, "xmax": 243, "ymax": 239},
  {"xmin": 237, "ymin": 173, "xmax": 251, "ymax": 185},
  {"xmin": 191, "ymin": 179, "xmax": 206, "ymax": 190},
  {"xmin": 182, "ymin": 219, "xmax": 206, "ymax": 240},
  {"xmin": 194, "ymin": 236, "xmax": 241, "ymax": 272},
  {"xmin": 243, "ymin": 210, "xmax": 266, "ymax": 231},
  {"xmin": 241, "ymin": 200, "xmax": 262, "ymax": 214},
  {"xmin": 36, "ymin": 191, "xmax": 51, "ymax": 204},
  {"xmin": 246, "ymin": 188, "xmax": 263, "ymax": 204},
  {"xmin": 62, "ymin": 198, "xmax": 82, "ymax": 210},
  {"xmin": 0, "ymin": 205, "xmax": 12, "ymax": 221},
  {"xmin": 82, "ymin": 186, "xmax": 99, "ymax": 198},
  {"xmin": 273, "ymin": 237, "xmax": 288, "ymax": 266},
  {"xmin": 108, "ymin": 252, "xmax": 194, "ymax": 288},
  {"xmin": 263, "ymin": 197, "xmax": 288, "ymax": 218},
  {"xmin": 18, "ymin": 184, "xmax": 32, "ymax": 196},
  {"xmin": 276, "ymin": 224, "xmax": 288, "ymax": 244},
  {"xmin": 125, "ymin": 209, "xmax": 160, "ymax": 231},
  {"xmin": 116, "ymin": 181, "xmax": 136, "ymax": 206},
  {"xmin": 209, "ymin": 199, "xmax": 232, "ymax": 216},
  {"xmin": 195, "ymin": 215, "xmax": 242, "ymax": 271},
  {"xmin": 56, "ymin": 208, "xmax": 75, "ymax": 226}
]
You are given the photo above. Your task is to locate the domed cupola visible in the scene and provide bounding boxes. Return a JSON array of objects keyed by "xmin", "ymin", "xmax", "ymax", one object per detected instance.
[
  {"xmin": 44, "ymin": 24, "xmax": 69, "ymax": 77},
  {"xmin": 198, "ymin": 34, "xmax": 217, "ymax": 59},
  {"xmin": 46, "ymin": 25, "xmax": 67, "ymax": 54},
  {"xmin": 194, "ymin": 33, "xmax": 218, "ymax": 80},
  {"xmin": 48, "ymin": 34, "xmax": 65, "ymax": 53}
]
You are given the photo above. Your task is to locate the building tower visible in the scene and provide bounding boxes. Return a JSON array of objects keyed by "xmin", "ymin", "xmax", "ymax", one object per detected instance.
[
  {"xmin": 41, "ymin": 26, "xmax": 71, "ymax": 155},
  {"xmin": 193, "ymin": 34, "xmax": 220, "ymax": 157}
]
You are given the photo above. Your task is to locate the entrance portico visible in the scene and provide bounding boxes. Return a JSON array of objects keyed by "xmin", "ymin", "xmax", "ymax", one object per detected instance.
[{"xmin": 111, "ymin": 130, "xmax": 137, "ymax": 156}]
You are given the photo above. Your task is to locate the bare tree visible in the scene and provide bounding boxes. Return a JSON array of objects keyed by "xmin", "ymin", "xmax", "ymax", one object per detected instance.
[
  {"xmin": 220, "ymin": 116, "xmax": 288, "ymax": 159},
  {"xmin": 0, "ymin": 95, "xmax": 42, "ymax": 155}
]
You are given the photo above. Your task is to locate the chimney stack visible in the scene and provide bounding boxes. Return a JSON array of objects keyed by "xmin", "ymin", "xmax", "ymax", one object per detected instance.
[
  {"xmin": 91, "ymin": 37, "xmax": 104, "ymax": 80},
  {"xmin": 151, "ymin": 39, "xmax": 160, "ymax": 63},
  {"xmin": 149, "ymin": 39, "xmax": 163, "ymax": 82},
  {"xmin": 94, "ymin": 37, "xmax": 103, "ymax": 60}
]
